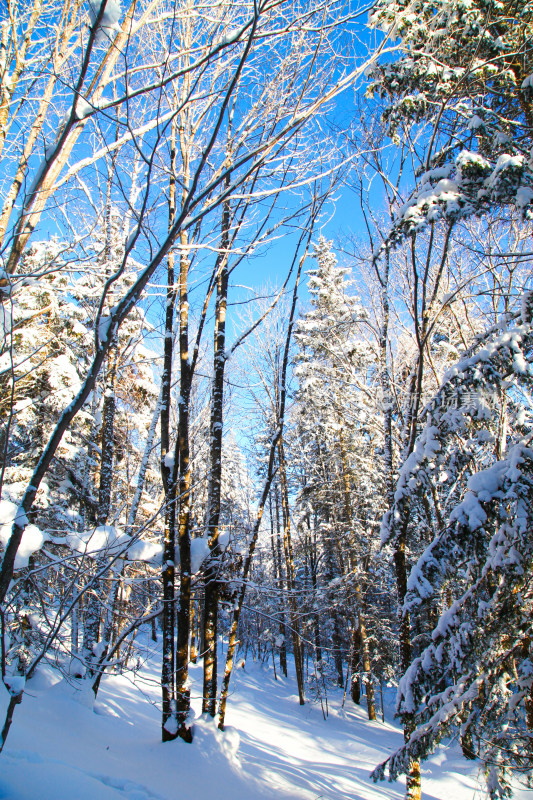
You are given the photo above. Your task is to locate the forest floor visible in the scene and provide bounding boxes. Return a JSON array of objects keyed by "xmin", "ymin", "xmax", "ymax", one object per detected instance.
[{"xmin": 0, "ymin": 639, "xmax": 529, "ymax": 800}]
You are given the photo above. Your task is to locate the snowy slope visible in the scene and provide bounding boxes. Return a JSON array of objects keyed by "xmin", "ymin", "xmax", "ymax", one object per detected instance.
[{"xmin": 0, "ymin": 645, "xmax": 529, "ymax": 800}]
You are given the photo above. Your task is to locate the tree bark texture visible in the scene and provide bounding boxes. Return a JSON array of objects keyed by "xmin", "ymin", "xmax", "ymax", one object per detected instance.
[
  {"xmin": 174, "ymin": 240, "xmax": 193, "ymax": 742},
  {"xmin": 202, "ymin": 196, "xmax": 230, "ymax": 716},
  {"xmin": 278, "ymin": 438, "xmax": 305, "ymax": 705},
  {"xmin": 160, "ymin": 115, "xmax": 179, "ymax": 741}
]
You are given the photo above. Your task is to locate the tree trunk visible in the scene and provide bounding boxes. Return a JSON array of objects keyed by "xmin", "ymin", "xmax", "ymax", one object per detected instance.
[
  {"xmin": 160, "ymin": 116, "xmax": 179, "ymax": 741},
  {"xmin": 322, "ymin": 509, "xmax": 344, "ymax": 689},
  {"xmin": 309, "ymin": 532, "xmax": 323, "ymax": 670},
  {"xmin": 202, "ymin": 193, "xmax": 230, "ymax": 716},
  {"xmin": 82, "ymin": 341, "xmax": 119, "ymax": 680},
  {"xmin": 0, "ymin": 692, "xmax": 22, "ymax": 754},
  {"xmin": 350, "ymin": 624, "xmax": 361, "ymax": 705},
  {"xmin": 278, "ymin": 437, "xmax": 305, "ymax": 705},
  {"xmin": 96, "ymin": 345, "xmax": 118, "ymax": 527},
  {"xmin": 91, "ymin": 579, "xmax": 120, "ymax": 697},
  {"xmin": 376, "ymin": 250, "xmax": 421, "ymax": 798},
  {"xmin": 174, "ymin": 238, "xmax": 193, "ymax": 742},
  {"xmin": 395, "ymin": 533, "xmax": 420, "ymax": 800},
  {"xmin": 356, "ymin": 587, "xmax": 376, "ymax": 721},
  {"xmin": 190, "ymin": 596, "xmax": 197, "ymax": 664},
  {"xmin": 273, "ymin": 484, "xmax": 288, "ymax": 677}
]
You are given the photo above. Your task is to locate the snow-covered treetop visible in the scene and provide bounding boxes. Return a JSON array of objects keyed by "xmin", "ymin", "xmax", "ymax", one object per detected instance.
[
  {"xmin": 293, "ymin": 237, "xmax": 381, "ymax": 524},
  {"xmin": 295, "ymin": 236, "xmax": 368, "ymax": 382},
  {"xmin": 368, "ymin": 0, "xmax": 533, "ymax": 249}
]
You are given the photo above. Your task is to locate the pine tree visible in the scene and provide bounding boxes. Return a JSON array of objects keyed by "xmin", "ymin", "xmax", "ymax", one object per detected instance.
[
  {"xmin": 368, "ymin": 0, "xmax": 533, "ymax": 247},
  {"xmin": 293, "ymin": 236, "xmax": 386, "ymax": 715},
  {"xmin": 373, "ymin": 298, "xmax": 533, "ymax": 797}
]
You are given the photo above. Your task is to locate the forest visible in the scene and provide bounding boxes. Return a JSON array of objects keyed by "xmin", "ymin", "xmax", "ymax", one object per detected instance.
[{"xmin": 1, "ymin": 1, "xmax": 532, "ymax": 799}]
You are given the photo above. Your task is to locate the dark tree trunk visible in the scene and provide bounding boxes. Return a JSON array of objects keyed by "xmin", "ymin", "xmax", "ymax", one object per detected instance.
[
  {"xmin": 308, "ymin": 528, "xmax": 322, "ymax": 669},
  {"xmin": 322, "ymin": 511, "xmax": 344, "ymax": 689},
  {"xmin": 356, "ymin": 589, "xmax": 376, "ymax": 721},
  {"xmin": 274, "ymin": 484, "xmax": 288, "ymax": 677},
  {"xmin": 160, "ymin": 117, "xmax": 178, "ymax": 741},
  {"xmin": 174, "ymin": 239, "xmax": 193, "ymax": 742},
  {"xmin": 83, "ymin": 342, "xmax": 119, "ymax": 681},
  {"xmin": 190, "ymin": 596, "xmax": 197, "ymax": 664},
  {"xmin": 0, "ymin": 692, "xmax": 22, "ymax": 754},
  {"xmin": 202, "ymin": 195, "xmax": 230, "ymax": 717},
  {"xmin": 394, "ymin": 531, "xmax": 420, "ymax": 800},
  {"xmin": 96, "ymin": 344, "xmax": 118, "ymax": 527},
  {"xmin": 350, "ymin": 624, "xmax": 361, "ymax": 705},
  {"xmin": 278, "ymin": 437, "xmax": 305, "ymax": 705}
]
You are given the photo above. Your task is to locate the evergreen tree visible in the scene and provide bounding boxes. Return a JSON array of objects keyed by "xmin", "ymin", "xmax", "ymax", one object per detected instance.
[
  {"xmin": 369, "ymin": 0, "xmax": 533, "ymax": 246},
  {"xmin": 373, "ymin": 298, "xmax": 533, "ymax": 797},
  {"xmin": 293, "ymin": 236, "xmax": 388, "ymax": 714}
]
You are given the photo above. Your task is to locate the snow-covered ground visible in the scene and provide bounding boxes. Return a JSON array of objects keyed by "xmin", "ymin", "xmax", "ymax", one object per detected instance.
[{"xmin": 0, "ymin": 643, "xmax": 529, "ymax": 800}]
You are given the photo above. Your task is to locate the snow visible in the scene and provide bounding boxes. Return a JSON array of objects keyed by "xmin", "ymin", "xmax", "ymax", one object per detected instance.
[
  {"xmin": 423, "ymin": 425, "xmax": 441, "ymax": 460},
  {"xmin": 67, "ymin": 527, "xmax": 160, "ymax": 566},
  {"xmin": 2, "ymin": 645, "xmax": 525, "ymax": 800},
  {"xmin": 467, "ymin": 114, "xmax": 484, "ymax": 130},
  {"xmin": 75, "ymin": 99, "xmax": 93, "ymax": 120},
  {"xmin": 47, "ymin": 354, "xmax": 82, "ymax": 397},
  {"xmin": 397, "ymin": 177, "xmax": 462, "ymax": 228},
  {"xmin": 125, "ymin": 230, "xmax": 136, "ymax": 251},
  {"xmin": 486, "ymin": 153, "xmax": 525, "ymax": 188},
  {"xmin": 218, "ymin": 529, "xmax": 230, "ymax": 549},
  {"xmin": 4, "ymin": 675, "xmax": 26, "ymax": 695},
  {"xmin": 449, "ymin": 491, "xmax": 487, "ymax": 530},
  {"xmin": 406, "ymin": 562, "xmax": 435, "ymax": 601},
  {"xmin": 98, "ymin": 316, "xmax": 112, "ymax": 343},
  {"xmin": 0, "ymin": 303, "xmax": 12, "ymax": 337},
  {"xmin": 515, "ymin": 186, "xmax": 533, "ymax": 208},
  {"xmin": 89, "ymin": 0, "xmax": 122, "ymax": 41},
  {"xmin": 67, "ymin": 524, "xmax": 127, "ymax": 558},
  {"xmin": 0, "ymin": 500, "xmax": 48, "ymax": 569},
  {"xmin": 520, "ymin": 289, "xmax": 533, "ymax": 323},
  {"xmin": 216, "ymin": 27, "xmax": 245, "ymax": 48},
  {"xmin": 190, "ymin": 536, "xmax": 209, "ymax": 573},
  {"xmin": 455, "ymin": 149, "xmax": 490, "ymax": 175},
  {"xmin": 126, "ymin": 538, "xmax": 162, "ymax": 564},
  {"xmin": 494, "ymin": 130, "xmax": 511, "ymax": 145},
  {"xmin": 442, "ymin": 323, "xmax": 530, "ymax": 388},
  {"xmin": 467, "ymin": 459, "xmax": 508, "ymax": 501}
]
